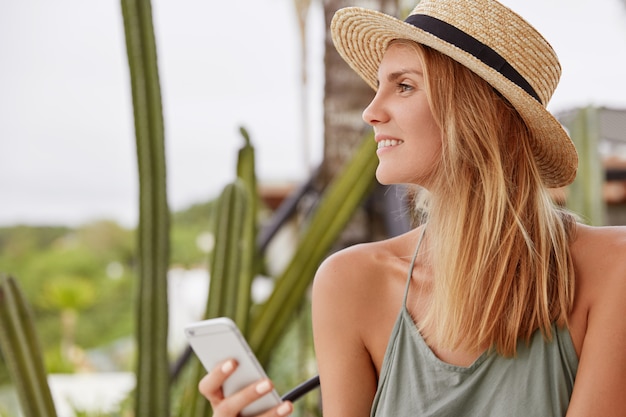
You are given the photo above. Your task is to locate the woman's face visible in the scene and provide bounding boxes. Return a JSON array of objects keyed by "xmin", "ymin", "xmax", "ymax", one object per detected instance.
[{"xmin": 362, "ymin": 42, "xmax": 442, "ymax": 187}]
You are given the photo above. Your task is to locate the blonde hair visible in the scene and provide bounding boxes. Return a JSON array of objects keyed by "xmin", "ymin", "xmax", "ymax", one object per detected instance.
[{"xmin": 394, "ymin": 40, "xmax": 576, "ymax": 356}]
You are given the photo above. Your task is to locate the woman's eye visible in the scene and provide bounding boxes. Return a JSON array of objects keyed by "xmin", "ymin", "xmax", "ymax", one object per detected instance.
[{"xmin": 398, "ymin": 83, "xmax": 413, "ymax": 92}]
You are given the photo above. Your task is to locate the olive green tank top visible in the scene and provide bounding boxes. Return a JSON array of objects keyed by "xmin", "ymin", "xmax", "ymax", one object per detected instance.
[{"xmin": 370, "ymin": 232, "xmax": 579, "ymax": 416}]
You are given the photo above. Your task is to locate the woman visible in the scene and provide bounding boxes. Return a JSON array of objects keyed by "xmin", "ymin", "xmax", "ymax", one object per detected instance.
[{"xmin": 200, "ymin": 0, "xmax": 626, "ymax": 415}]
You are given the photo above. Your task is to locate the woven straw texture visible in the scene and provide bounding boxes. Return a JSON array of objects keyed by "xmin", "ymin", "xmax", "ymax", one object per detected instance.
[{"xmin": 331, "ymin": 0, "xmax": 578, "ymax": 188}]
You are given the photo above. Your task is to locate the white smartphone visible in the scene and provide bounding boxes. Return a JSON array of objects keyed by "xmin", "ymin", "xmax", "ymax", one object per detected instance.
[{"xmin": 184, "ymin": 317, "xmax": 281, "ymax": 416}]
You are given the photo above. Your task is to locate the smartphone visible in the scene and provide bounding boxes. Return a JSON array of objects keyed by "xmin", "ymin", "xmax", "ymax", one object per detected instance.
[{"xmin": 184, "ymin": 317, "xmax": 281, "ymax": 416}]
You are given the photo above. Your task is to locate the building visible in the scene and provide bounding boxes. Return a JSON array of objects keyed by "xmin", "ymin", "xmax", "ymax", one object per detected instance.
[{"xmin": 557, "ymin": 107, "xmax": 626, "ymax": 225}]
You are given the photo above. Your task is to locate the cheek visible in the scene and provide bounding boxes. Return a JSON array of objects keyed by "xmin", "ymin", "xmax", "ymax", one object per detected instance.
[
  {"xmin": 402, "ymin": 99, "xmax": 440, "ymax": 139},
  {"xmin": 411, "ymin": 119, "xmax": 443, "ymax": 179},
  {"xmin": 412, "ymin": 113, "xmax": 442, "ymax": 157}
]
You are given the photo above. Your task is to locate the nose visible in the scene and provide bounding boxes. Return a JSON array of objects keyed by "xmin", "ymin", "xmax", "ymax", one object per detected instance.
[{"xmin": 362, "ymin": 91, "xmax": 387, "ymax": 126}]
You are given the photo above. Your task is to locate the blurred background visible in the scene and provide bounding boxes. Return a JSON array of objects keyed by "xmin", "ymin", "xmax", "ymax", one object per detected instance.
[
  {"xmin": 1, "ymin": 0, "xmax": 625, "ymax": 416},
  {"xmin": 2, "ymin": 0, "xmax": 626, "ymax": 227}
]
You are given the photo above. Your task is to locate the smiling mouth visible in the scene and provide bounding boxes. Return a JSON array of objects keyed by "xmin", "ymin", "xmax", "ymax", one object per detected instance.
[{"xmin": 377, "ymin": 139, "xmax": 404, "ymax": 149}]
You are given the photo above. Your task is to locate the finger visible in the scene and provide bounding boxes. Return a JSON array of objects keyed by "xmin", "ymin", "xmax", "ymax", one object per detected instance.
[
  {"xmin": 198, "ymin": 359, "xmax": 237, "ymax": 404},
  {"xmin": 214, "ymin": 379, "xmax": 289, "ymax": 417},
  {"xmin": 253, "ymin": 400, "xmax": 294, "ymax": 417},
  {"xmin": 268, "ymin": 401, "xmax": 294, "ymax": 417}
]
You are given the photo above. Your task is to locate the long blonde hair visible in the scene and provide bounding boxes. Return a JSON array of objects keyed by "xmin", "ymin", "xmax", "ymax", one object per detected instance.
[{"xmin": 398, "ymin": 40, "xmax": 576, "ymax": 356}]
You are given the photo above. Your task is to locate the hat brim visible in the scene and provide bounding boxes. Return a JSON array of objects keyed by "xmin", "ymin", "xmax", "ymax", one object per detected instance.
[{"xmin": 331, "ymin": 7, "xmax": 578, "ymax": 188}]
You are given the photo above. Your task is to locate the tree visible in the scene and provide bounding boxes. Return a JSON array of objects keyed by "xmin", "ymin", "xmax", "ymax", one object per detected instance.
[
  {"xmin": 321, "ymin": 0, "xmax": 403, "ymax": 247},
  {"xmin": 321, "ymin": 0, "xmax": 399, "ymax": 183}
]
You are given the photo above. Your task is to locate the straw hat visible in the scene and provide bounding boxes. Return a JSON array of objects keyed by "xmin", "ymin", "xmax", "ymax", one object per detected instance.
[{"xmin": 331, "ymin": 0, "xmax": 578, "ymax": 188}]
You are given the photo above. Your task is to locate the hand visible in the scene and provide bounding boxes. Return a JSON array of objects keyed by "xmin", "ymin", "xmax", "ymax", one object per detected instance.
[{"xmin": 199, "ymin": 359, "xmax": 293, "ymax": 417}]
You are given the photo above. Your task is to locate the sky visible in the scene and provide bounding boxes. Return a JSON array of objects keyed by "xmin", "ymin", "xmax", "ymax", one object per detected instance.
[{"xmin": 1, "ymin": 0, "xmax": 625, "ymax": 227}]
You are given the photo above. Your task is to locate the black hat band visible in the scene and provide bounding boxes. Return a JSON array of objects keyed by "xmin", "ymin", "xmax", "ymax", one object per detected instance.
[{"xmin": 405, "ymin": 14, "xmax": 541, "ymax": 103}]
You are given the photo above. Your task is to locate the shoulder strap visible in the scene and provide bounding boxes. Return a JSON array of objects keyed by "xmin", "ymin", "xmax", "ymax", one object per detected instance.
[{"xmin": 403, "ymin": 225, "xmax": 427, "ymax": 306}]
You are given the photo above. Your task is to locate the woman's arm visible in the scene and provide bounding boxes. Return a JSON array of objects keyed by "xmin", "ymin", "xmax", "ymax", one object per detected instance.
[
  {"xmin": 566, "ymin": 227, "xmax": 626, "ymax": 417},
  {"xmin": 312, "ymin": 250, "xmax": 380, "ymax": 417}
]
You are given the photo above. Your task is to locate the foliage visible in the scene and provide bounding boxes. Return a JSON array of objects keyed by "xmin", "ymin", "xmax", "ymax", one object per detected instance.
[
  {"xmin": 169, "ymin": 201, "xmax": 216, "ymax": 268},
  {"xmin": 0, "ymin": 208, "xmax": 218, "ymax": 383},
  {"xmin": 0, "ymin": 222, "xmax": 136, "ymax": 381}
]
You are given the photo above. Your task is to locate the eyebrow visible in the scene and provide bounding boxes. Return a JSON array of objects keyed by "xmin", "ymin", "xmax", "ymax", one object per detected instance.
[
  {"xmin": 377, "ymin": 69, "xmax": 424, "ymax": 86},
  {"xmin": 388, "ymin": 69, "xmax": 423, "ymax": 82}
]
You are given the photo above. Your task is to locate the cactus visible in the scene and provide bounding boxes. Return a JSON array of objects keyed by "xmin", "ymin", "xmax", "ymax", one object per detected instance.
[
  {"xmin": 565, "ymin": 106, "xmax": 605, "ymax": 225},
  {"xmin": 203, "ymin": 128, "xmax": 258, "ymax": 330},
  {"xmin": 179, "ymin": 130, "xmax": 259, "ymax": 417},
  {"xmin": 179, "ymin": 182, "xmax": 251, "ymax": 417},
  {"xmin": 0, "ymin": 276, "xmax": 57, "ymax": 417},
  {"xmin": 204, "ymin": 181, "xmax": 253, "ymax": 322},
  {"xmin": 234, "ymin": 127, "xmax": 258, "ymax": 335},
  {"xmin": 177, "ymin": 133, "xmax": 379, "ymax": 414},
  {"xmin": 120, "ymin": 0, "xmax": 170, "ymax": 416},
  {"xmin": 250, "ymin": 134, "xmax": 378, "ymax": 365}
]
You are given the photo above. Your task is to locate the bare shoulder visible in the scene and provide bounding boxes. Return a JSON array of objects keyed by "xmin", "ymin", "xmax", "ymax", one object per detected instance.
[
  {"xmin": 314, "ymin": 239, "xmax": 393, "ymax": 329},
  {"xmin": 313, "ymin": 239, "xmax": 389, "ymax": 295},
  {"xmin": 570, "ymin": 223, "xmax": 626, "ymax": 296},
  {"xmin": 568, "ymin": 222, "xmax": 626, "ymax": 345},
  {"xmin": 567, "ymin": 223, "xmax": 626, "ymax": 416},
  {"xmin": 312, "ymin": 230, "xmax": 419, "ymax": 315},
  {"xmin": 571, "ymin": 222, "xmax": 626, "ymax": 255}
]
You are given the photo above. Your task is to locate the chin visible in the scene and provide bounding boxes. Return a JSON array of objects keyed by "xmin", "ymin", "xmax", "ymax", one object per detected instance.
[
  {"xmin": 375, "ymin": 168, "xmax": 390, "ymax": 185},
  {"xmin": 375, "ymin": 171, "xmax": 396, "ymax": 186},
  {"xmin": 376, "ymin": 162, "xmax": 411, "ymax": 184}
]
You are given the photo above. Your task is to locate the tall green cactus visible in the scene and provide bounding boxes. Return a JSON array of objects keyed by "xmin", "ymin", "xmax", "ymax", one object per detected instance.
[
  {"xmin": 205, "ymin": 181, "xmax": 254, "ymax": 323},
  {"xmin": 203, "ymin": 128, "xmax": 258, "ymax": 331},
  {"xmin": 179, "ymin": 182, "xmax": 251, "ymax": 417},
  {"xmin": 234, "ymin": 127, "xmax": 258, "ymax": 335},
  {"xmin": 0, "ymin": 276, "xmax": 57, "ymax": 417},
  {"xmin": 120, "ymin": 0, "xmax": 170, "ymax": 416}
]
